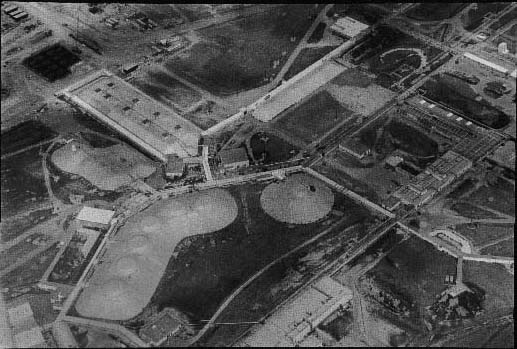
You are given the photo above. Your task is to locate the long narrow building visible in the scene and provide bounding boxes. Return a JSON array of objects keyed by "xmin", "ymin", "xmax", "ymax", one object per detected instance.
[{"xmin": 56, "ymin": 70, "xmax": 201, "ymax": 162}]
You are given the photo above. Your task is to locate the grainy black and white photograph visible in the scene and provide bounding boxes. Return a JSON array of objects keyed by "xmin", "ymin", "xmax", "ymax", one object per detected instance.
[{"xmin": 0, "ymin": 2, "xmax": 515, "ymax": 347}]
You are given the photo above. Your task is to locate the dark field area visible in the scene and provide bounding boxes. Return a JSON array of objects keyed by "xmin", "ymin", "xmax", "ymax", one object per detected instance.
[
  {"xmin": 464, "ymin": 177, "xmax": 515, "ymax": 216},
  {"xmin": 307, "ymin": 22, "xmax": 326, "ymax": 43},
  {"xmin": 1, "ymin": 243, "xmax": 60, "ymax": 291},
  {"xmin": 350, "ymin": 25, "xmax": 443, "ymax": 89},
  {"xmin": 463, "ymin": 261, "xmax": 514, "ymax": 315},
  {"xmin": 148, "ymin": 181, "xmax": 374, "ymax": 324},
  {"xmin": 489, "ymin": 7, "xmax": 517, "ymax": 31},
  {"xmin": 461, "ymin": 3, "xmax": 509, "ymax": 32},
  {"xmin": 1, "ymin": 209, "xmax": 54, "ymax": 243},
  {"xmin": 274, "ymin": 90, "xmax": 353, "ymax": 144},
  {"xmin": 249, "ymin": 132, "xmax": 299, "ymax": 164},
  {"xmin": 176, "ymin": 4, "xmax": 213, "ymax": 22},
  {"xmin": 450, "ymin": 202, "xmax": 499, "ymax": 219},
  {"xmin": 455, "ymin": 223, "xmax": 514, "ymax": 247},
  {"xmin": 480, "ymin": 238, "xmax": 514, "ymax": 257},
  {"xmin": 132, "ymin": 71, "xmax": 201, "ymax": 110},
  {"xmin": 1, "ymin": 120, "xmax": 57, "ymax": 155},
  {"xmin": 1, "ymin": 148, "xmax": 48, "ymax": 218},
  {"xmin": 406, "ymin": 3, "xmax": 468, "ymax": 21},
  {"xmin": 23, "ymin": 44, "xmax": 80, "ymax": 82},
  {"xmin": 359, "ymin": 116, "xmax": 439, "ymax": 159},
  {"xmin": 284, "ymin": 46, "xmax": 336, "ymax": 80},
  {"xmin": 165, "ymin": 4, "xmax": 321, "ymax": 95},
  {"xmin": 367, "ymin": 236, "xmax": 457, "ymax": 317},
  {"xmin": 422, "ymin": 74, "xmax": 510, "ymax": 129},
  {"xmin": 199, "ymin": 217, "xmax": 374, "ymax": 346}
]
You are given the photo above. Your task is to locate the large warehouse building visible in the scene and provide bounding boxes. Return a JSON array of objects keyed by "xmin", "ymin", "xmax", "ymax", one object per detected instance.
[{"xmin": 56, "ymin": 70, "xmax": 201, "ymax": 162}]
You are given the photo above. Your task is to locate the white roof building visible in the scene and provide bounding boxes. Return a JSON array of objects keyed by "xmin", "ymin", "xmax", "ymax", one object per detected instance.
[
  {"xmin": 76, "ymin": 206, "xmax": 115, "ymax": 226},
  {"xmin": 330, "ymin": 16, "xmax": 369, "ymax": 39}
]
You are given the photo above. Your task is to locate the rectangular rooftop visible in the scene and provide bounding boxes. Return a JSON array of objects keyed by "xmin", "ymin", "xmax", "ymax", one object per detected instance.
[{"xmin": 57, "ymin": 70, "xmax": 201, "ymax": 161}]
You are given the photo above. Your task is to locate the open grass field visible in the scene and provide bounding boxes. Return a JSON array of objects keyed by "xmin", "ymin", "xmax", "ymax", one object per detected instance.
[
  {"xmin": 145, "ymin": 180, "xmax": 374, "ymax": 326},
  {"xmin": 422, "ymin": 74, "xmax": 510, "ymax": 129},
  {"xmin": 449, "ymin": 202, "xmax": 499, "ymax": 219},
  {"xmin": 165, "ymin": 4, "xmax": 321, "ymax": 96},
  {"xmin": 274, "ymin": 91, "xmax": 354, "ymax": 144},
  {"xmin": 1, "ymin": 148, "xmax": 49, "ymax": 219},
  {"xmin": 480, "ymin": 238, "xmax": 514, "ymax": 257},
  {"xmin": 132, "ymin": 71, "xmax": 202, "ymax": 111},
  {"xmin": 1, "ymin": 209, "xmax": 54, "ymax": 243},
  {"xmin": 455, "ymin": 223, "xmax": 514, "ymax": 248},
  {"xmin": 249, "ymin": 132, "xmax": 299, "ymax": 164},
  {"xmin": 463, "ymin": 261, "xmax": 514, "ymax": 315},
  {"xmin": 406, "ymin": 3, "xmax": 468, "ymax": 21},
  {"xmin": 284, "ymin": 46, "xmax": 336, "ymax": 80},
  {"xmin": 1, "ymin": 243, "xmax": 60, "ymax": 291},
  {"xmin": 198, "ymin": 216, "xmax": 373, "ymax": 346},
  {"xmin": 464, "ymin": 178, "xmax": 515, "ymax": 216},
  {"xmin": 367, "ymin": 236, "xmax": 457, "ymax": 317}
]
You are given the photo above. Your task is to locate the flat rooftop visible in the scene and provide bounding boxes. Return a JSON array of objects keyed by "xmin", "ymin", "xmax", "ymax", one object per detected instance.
[{"xmin": 57, "ymin": 70, "xmax": 201, "ymax": 161}]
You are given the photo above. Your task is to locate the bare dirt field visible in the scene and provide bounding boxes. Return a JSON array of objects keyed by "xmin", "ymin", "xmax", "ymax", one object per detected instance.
[
  {"xmin": 325, "ymin": 69, "xmax": 395, "ymax": 117},
  {"xmin": 165, "ymin": 4, "xmax": 322, "ymax": 96},
  {"xmin": 51, "ymin": 140, "xmax": 156, "ymax": 191}
]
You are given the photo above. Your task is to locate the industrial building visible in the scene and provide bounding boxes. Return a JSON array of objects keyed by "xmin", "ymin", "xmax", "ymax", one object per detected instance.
[
  {"xmin": 56, "ymin": 70, "xmax": 201, "ymax": 162},
  {"xmin": 218, "ymin": 147, "xmax": 249, "ymax": 170},
  {"xmin": 76, "ymin": 206, "xmax": 115, "ymax": 230},
  {"xmin": 237, "ymin": 276, "xmax": 352, "ymax": 347},
  {"xmin": 338, "ymin": 138, "xmax": 371, "ymax": 159},
  {"xmin": 391, "ymin": 151, "xmax": 472, "ymax": 207},
  {"xmin": 330, "ymin": 16, "xmax": 369, "ymax": 39}
]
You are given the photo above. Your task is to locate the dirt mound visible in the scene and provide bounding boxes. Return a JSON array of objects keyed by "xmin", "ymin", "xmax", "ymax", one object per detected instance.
[
  {"xmin": 75, "ymin": 188, "xmax": 238, "ymax": 320},
  {"xmin": 261, "ymin": 173, "xmax": 334, "ymax": 224},
  {"xmin": 51, "ymin": 140, "xmax": 156, "ymax": 191}
]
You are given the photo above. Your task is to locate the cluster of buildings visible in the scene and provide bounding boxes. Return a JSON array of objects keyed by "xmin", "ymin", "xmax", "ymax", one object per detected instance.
[
  {"xmin": 3, "ymin": 4, "xmax": 29, "ymax": 21},
  {"xmin": 387, "ymin": 150, "xmax": 472, "ymax": 209},
  {"xmin": 237, "ymin": 276, "xmax": 352, "ymax": 347}
]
